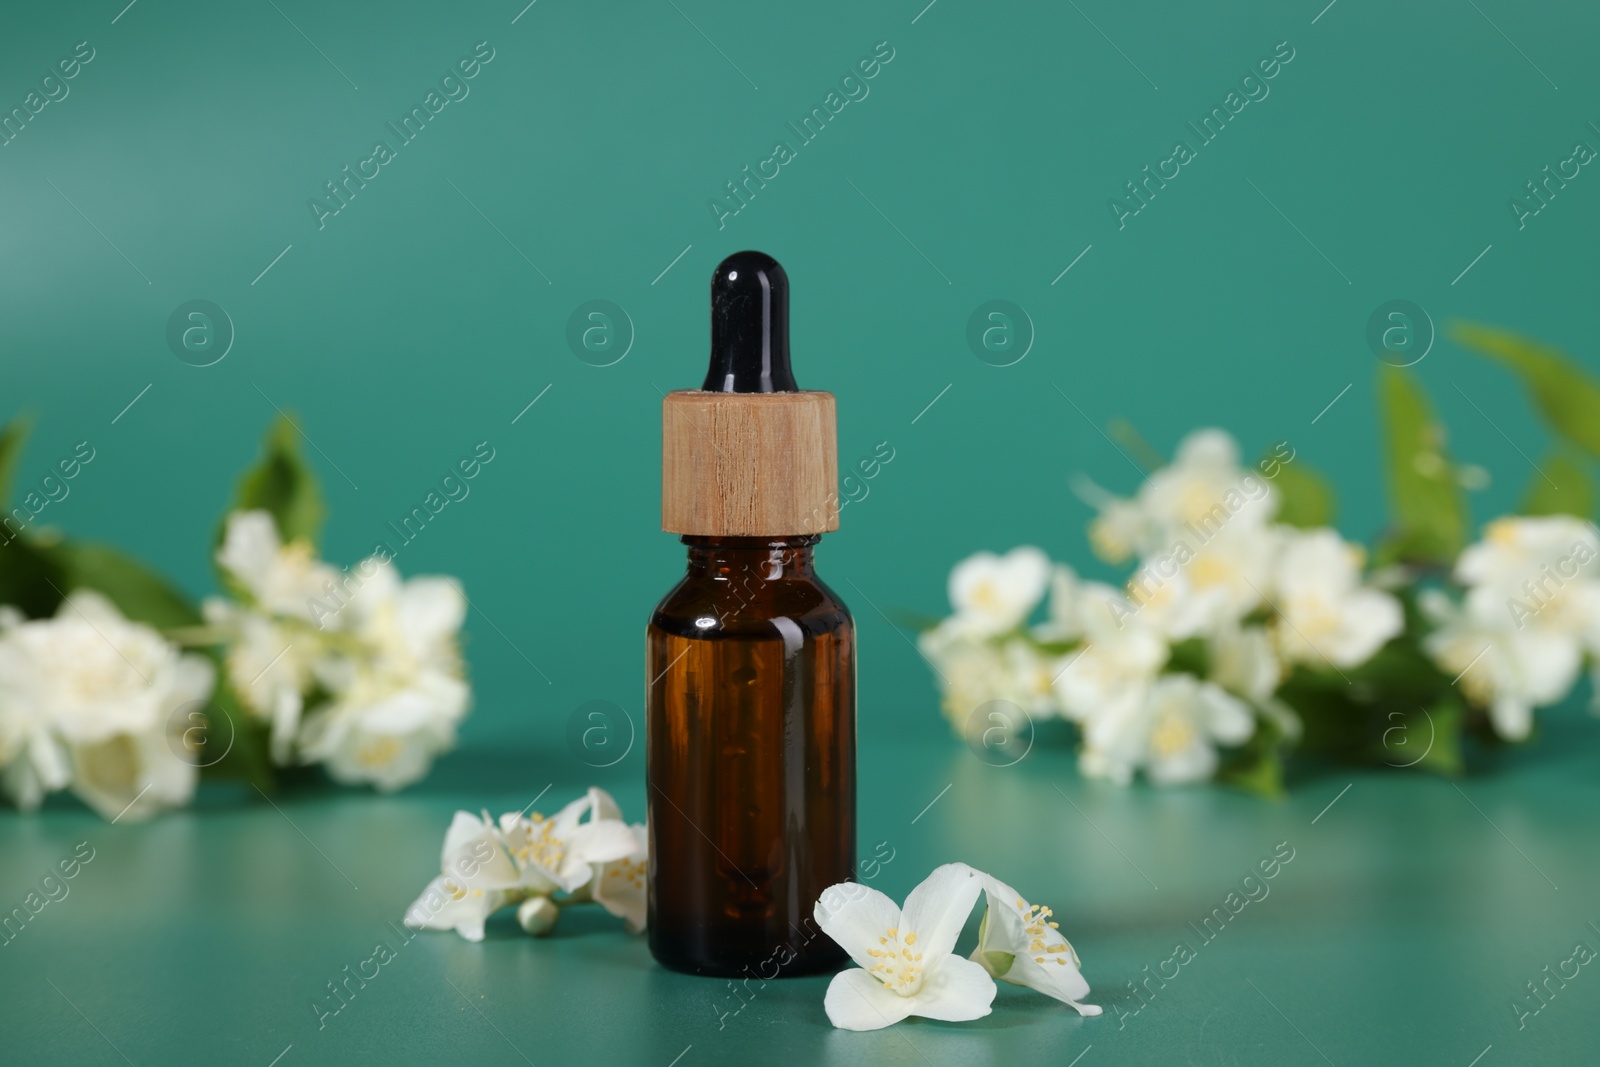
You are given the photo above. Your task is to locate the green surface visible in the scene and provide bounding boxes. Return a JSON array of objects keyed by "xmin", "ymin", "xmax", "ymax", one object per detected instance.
[
  {"xmin": 3, "ymin": 711, "xmax": 1597, "ymax": 1065},
  {"xmin": 5, "ymin": 0, "xmax": 1600, "ymax": 1063}
]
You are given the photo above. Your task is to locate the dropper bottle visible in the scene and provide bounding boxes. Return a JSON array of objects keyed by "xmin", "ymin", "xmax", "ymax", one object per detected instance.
[{"xmin": 647, "ymin": 251, "xmax": 856, "ymax": 977}]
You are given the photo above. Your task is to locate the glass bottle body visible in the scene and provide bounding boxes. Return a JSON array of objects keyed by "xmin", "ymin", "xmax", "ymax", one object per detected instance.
[{"xmin": 646, "ymin": 536, "xmax": 855, "ymax": 977}]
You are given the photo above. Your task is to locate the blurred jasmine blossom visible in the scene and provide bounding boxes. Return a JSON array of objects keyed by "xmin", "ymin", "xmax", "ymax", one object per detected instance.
[
  {"xmin": 0, "ymin": 591, "xmax": 213, "ymax": 820},
  {"xmin": 921, "ymin": 325, "xmax": 1600, "ymax": 792},
  {"xmin": 206, "ymin": 509, "xmax": 470, "ymax": 791},
  {"xmin": 0, "ymin": 413, "xmax": 475, "ymax": 818}
]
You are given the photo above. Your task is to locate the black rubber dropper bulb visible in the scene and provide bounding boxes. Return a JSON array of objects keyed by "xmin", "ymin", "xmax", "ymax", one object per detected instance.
[{"xmin": 704, "ymin": 251, "xmax": 798, "ymax": 393}]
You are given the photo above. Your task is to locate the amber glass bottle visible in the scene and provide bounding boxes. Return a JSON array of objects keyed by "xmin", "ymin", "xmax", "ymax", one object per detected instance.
[
  {"xmin": 647, "ymin": 536, "xmax": 854, "ymax": 976},
  {"xmin": 647, "ymin": 252, "xmax": 856, "ymax": 977}
]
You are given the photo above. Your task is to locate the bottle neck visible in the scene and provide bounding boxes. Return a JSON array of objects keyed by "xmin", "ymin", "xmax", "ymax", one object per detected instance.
[{"xmin": 683, "ymin": 535, "xmax": 818, "ymax": 580}]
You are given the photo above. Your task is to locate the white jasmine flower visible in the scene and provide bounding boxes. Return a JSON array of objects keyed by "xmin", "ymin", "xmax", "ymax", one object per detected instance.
[
  {"xmin": 1271, "ymin": 529, "xmax": 1402, "ymax": 668},
  {"xmin": 1458, "ymin": 515, "xmax": 1600, "ymax": 589},
  {"xmin": 1032, "ymin": 565, "xmax": 1083, "ymax": 642},
  {"xmin": 404, "ymin": 791, "xmax": 648, "ymax": 942},
  {"xmin": 1209, "ymin": 623, "xmax": 1300, "ymax": 742},
  {"xmin": 203, "ymin": 601, "xmax": 311, "ymax": 764},
  {"xmin": 920, "ymin": 621, "xmax": 1018, "ymax": 732},
  {"xmin": 0, "ymin": 605, "xmax": 72, "ymax": 811},
  {"xmin": 947, "ymin": 547, "xmax": 1051, "ymax": 636},
  {"xmin": 209, "ymin": 521, "xmax": 475, "ymax": 787},
  {"xmin": 0, "ymin": 592, "xmax": 214, "ymax": 820},
  {"xmin": 590, "ymin": 823, "xmax": 648, "ymax": 933},
  {"xmin": 815, "ymin": 862, "xmax": 995, "ymax": 1031},
  {"xmin": 1000, "ymin": 639, "xmax": 1068, "ymax": 719},
  {"xmin": 1128, "ymin": 525, "xmax": 1278, "ymax": 640},
  {"xmin": 969, "ymin": 872, "xmax": 1100, "ymax": 1016},
  {"xmin": 1416, "ymin": 518, "xmax": 1600, "ymax": 742},
  {"xmin": 404, "ymin": 810, "xmax": 523, "ymax": 941},
  {"xmin": 216, "ymin": 510, "xmax": 341, "ymax": 623},
  {"xmin": 1052, "ymin": 582, "xmax": 1168, "ymax": 725},
  {"xmin": 498, "ymin": 787, "xmax": 638, "ymax": 896},
  {"xmin": 1142, "ymin": 429, "xmax": 1277, "ymax": 533},
  {"xmin": 1421, "ymin": 590, "xmax": 1577, "ymax": 741},
  {"xmin": 299, "ymin": 678, "xmax": 466, "ymax": 791},
  {"xmin": 1458, "ymin": 516, "xmax": 1600, "ymax": 647},
  {"xmin": 3, "ymin": 592, "xmax": 207, "ymax": 744},
  {"xmin": 70, "ymin": 727, "xmax": 205, "ymax": 825},
  {"xmin": 1207, "ymin": 623, "xmax": 1281, "ymax": 705},
  {"xmin": 1089, "ymin": 429, "xmax": 1277, "ymax": 562},
  {"xmin": 0, "ymin": 718, "xmax": 70, "ymax": 813},
  {"xmin": 298, "ymin": 563, "xmax": 469, "ymax": 791},
  {"xmin": 586, "ymin": 789, "xmax": 648, "ymax": 933},
  {"xmin": 1079, "ymin": 674, "xmax": 1254, "ymax": 786},
  {"xmin": 1087, "ymin": 496, "xmax": 1150, "ymax": 564},
  {"xmin": 919, "ymin": 621, "xmax": 1068, "ymax": 734}
]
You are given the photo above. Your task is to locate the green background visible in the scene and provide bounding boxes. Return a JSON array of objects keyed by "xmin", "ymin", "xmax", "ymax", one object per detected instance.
[{"xmin": 3, "ymin": 0, "xmax": 1598, "ymax": 1063}]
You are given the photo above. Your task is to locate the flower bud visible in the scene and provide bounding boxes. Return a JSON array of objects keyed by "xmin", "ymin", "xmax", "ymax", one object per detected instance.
[{"xmin": 516, "ymin": 896, "xmax": 559, "ymax": 936}]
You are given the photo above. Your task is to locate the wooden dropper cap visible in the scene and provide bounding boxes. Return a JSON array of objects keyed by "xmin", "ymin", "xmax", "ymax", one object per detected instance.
[{"xmin": 662, "ymin": 252, "xmax": 839, "ymax": 537}]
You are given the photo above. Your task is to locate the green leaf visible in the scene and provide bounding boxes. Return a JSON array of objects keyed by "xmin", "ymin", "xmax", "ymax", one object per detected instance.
[
  {"xmin": 227, "ymin": 414, "xmax": 326, "ymax": 549},
  {"xmin": 1519, "ymin": 451, "xmax": 1595, "ymax": 519},
  {"xmin": 197, "ymin": 673, "xmax": 277, "ymax": 791},
  {"xmin": 1216, "ymin": 716, "xmax": 1286, "ymax": 799},
  {"xmin": 1452, "ymin": 322, "xmax": 1600, "ymax": 459},
  {"xmin": 1346, "ymin": 625, "xmax": 1452, "ymax": 703},
  {"xmin": 1166, "ymin": 637, "xmax": 1209, "ymax": 677},
  {"xmin": 41, "ymin": 539, "xmax": 201, "ymax": 630},
  {"xmin": 1370, "ymin": 699, "xmax": 1464, "ymax": 777},
  {"xmin": 1268, "ymin": 457, "xmax": 1336, "ymax": 529},
  {"xmin": 1216, "ymin": 741, "xmax": 1285, "ymax": 799},
  {"xmin": 0, "ymin": 421, "xmax": 72, "ymax": 618},
  {"xmin": 1280, "ymin": 665, "xmax": 1376, "ymax": 762},
  {"xmin": 0, "ymin": 532, "xmax": 68, "ymax": 618},
  {"xmin": 0, "ymin": 415, "xmax": 30, "ymax": 512},
  {"xmin": 1415, "ymin": 700, "xmax": 1465, "ymax": 777},
  {"xmin": 1377, "ymin": 365, "xmax": 1467, "ymax": 563}
]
